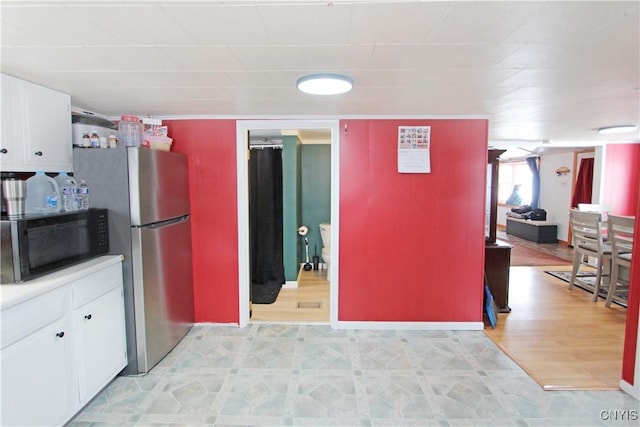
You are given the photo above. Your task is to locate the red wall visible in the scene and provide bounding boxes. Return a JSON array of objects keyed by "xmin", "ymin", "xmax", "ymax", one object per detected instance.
[
  {"xmin": 165, "ymin": 118, "xmax": 487, "ymax": 324},
  {"xmin": 338, "ymin": 119, "xmax": 487, "ymax": 322},
  {"xmin": 601, "ymin": 143, "xmax": 640, "ymax": 388},
  {"xmin": 603, "ymin": 143, "xmax": 640, "ymax": 215},
  {"xmin": 622, "ymin": 182, "xmax": 640, "ymax": 387},
  {"xmin": 165, "ymin": 119, "xmax": 239, "ymax": 323}
]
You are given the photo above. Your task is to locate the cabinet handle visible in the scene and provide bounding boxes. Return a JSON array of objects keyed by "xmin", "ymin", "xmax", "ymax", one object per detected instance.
[
  {"xmin": 34, "ymin": 151, "xmax": 43, "ymax": 156},
  {"xmin": 56, "ymin": 331, "xmax": 65, "ymax": 338},
  {"xmin": 84, "ymin": 314, "xmax": 92, "ymax": 320},
  {"xmin": 0, "ymin": 148, "xmax": 7, "ymax": 154}
]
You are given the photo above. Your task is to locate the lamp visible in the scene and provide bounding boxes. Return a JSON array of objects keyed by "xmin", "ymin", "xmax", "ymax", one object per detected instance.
[
  {"xmin": 296, "ymin": 73, "xmax": 353, "ymax": 95},
  {"xmin": 555, "ymin": 166, "xmax": 570, "ymax": 176},
  {"xmin": 597, "ymin": 125, "xmax": 638, "ymax": 134}
]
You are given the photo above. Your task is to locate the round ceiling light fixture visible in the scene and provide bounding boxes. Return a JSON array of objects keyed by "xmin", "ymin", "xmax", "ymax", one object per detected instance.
[
  {"xmin": 597, "ymin": 125, "xmax": 639, "ymax": 134},
  {"xmin": 296, "ymin": 73, "xmax": 353, "ymax": 95}
]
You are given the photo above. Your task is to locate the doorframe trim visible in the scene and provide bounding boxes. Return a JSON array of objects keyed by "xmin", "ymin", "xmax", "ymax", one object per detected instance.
[{"xmin": 236, "ymin": 119, "xmax": 340, "ymax": 328}]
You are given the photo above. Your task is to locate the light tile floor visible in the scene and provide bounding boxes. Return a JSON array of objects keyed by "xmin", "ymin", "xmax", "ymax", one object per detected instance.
[{"xmin": 69, "ymin": 324, "xmax": 638, "ymax": 427}]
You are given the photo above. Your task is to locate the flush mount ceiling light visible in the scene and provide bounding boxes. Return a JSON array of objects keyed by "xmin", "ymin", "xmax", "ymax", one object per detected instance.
[
  {"xmin": 296, "ymin": 73, "xmax": 353, "ymax": 95},
  {"xmin": 597, "ymin": 125, "xmax": 639, "ymax": 134}
]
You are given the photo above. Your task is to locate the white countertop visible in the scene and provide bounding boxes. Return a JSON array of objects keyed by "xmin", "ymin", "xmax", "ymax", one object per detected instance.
[{"xmin": 0, "ymin": 255, "xmax": 124, "ymax": 310}]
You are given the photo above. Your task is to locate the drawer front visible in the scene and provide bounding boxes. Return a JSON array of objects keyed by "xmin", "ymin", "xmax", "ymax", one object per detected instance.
[
  {"xmin": 1, "ymin": 289, "xmax": 67, "ymax": 350},
  {"xmin": 71, "ymin": 263, "xmax": 123, "ymax": 309}
]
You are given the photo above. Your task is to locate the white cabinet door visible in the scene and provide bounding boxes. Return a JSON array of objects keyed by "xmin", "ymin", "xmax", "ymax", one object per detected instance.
[
  {"xmin": 0, "ymin": 318, "xmax": 74, "ymax": 427},
  {"xmin": 75, "ymin": 286, "xmax": 127, "ymax": 402},
  {"xmin": 0, "ymin": 73, "xmax": 72, "ymax": 172},
  {"xmin": 20, "ymin": 78, "xmax": 72, "ymax": 171},
  {"xmin": 0, "ymin": 74, "xmax": 22, "ymax": 169}
]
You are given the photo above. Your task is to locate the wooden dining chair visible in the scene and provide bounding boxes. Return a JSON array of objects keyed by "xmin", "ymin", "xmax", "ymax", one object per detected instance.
[
  {"xmin": 605, "ymin": 214, "xmax": 635, "ymax": 307},
  {"xmin": 569, "ymin": 209, "xmax": 612, "ymax": 302}
]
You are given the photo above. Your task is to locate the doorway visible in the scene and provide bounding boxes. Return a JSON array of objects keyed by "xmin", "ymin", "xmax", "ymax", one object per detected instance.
[{"xmin": 236, "ymin": 120, "xmax": 340, "ymax": 327}]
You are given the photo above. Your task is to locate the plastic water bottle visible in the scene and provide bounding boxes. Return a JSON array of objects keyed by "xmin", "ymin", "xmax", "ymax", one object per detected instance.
[
  {"xmin": 54, "ymin": 172, "xmax": 78, "ymax": 211},
  {"xmin": 77, "ymin": 180, "xmax": 90, "ymax": 210},
  {"xmin": 61, "ymin": 180, "xmax": 78, "ymax": 211},
  {"xmin": 53, "ymin": 171, "xmax": 77, "ymax": 190}
]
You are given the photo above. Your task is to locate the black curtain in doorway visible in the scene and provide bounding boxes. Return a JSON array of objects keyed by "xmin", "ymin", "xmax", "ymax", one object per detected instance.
[{"xmin": 250, "ymin": 147, "xmax": 285, "ymax": 304}]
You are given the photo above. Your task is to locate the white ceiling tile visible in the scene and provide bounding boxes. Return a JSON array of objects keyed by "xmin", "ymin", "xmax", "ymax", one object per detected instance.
[
  {"xmin": 97, "ymin": 46, "xmax": 180, "ymax": 71},
  {"xmin": 225, "ymin": 71, "xmax": 289, "ymax": 88},
  {"xmin": 301, "ymin": 45, "xmax": 374, "ymax": 70},
  {"xmin": 349, "ymin": 2, "xmax": 449, "ymax": 44},
  {"xmin": 369, "ymin": 43, "xmax": 520, "ymax": 69},
  {"xmin": 230, "ymin": 45, "xmax": 305, "ymax": 71},
  {"xmin": 497, "ymin": 40, "xmax": 639, "ymax": 70},
  {"xmin": 500, "ymin": 87, "xmax": 558, "ymax": 101},
  {"xmin": 0, "ymin": 71, "xmax": 94, "ymax": 94},
  {"xmin": 0, "ymin": 5, "xmax": 115, "ymax": 45},
  {"xmin": 1, "ymin": 46, "xmax": 119, "ymax": 72},
  {"xmin": 161, "ymin": 4, "xmax": 269, "ymax": 45},
  {"xmin": 69, "ymin": 4, "xmax": 194, "ymax": 45},
  {"xmin": 122, "ymin": 71, "xmax": 236, "ymax": 88},
  {"xmin": 27, "ymin": 71, "xmax": 136, "ymax": 90},
  {"xmin": 429, "ymin": 2, "xmax": 538, "ymax": 43},
  {"xmin": 508, "ymin": 1, "xmax": 637, "ymax": 43},
  {"xmin": 354, "ymin": 69, "xmax": 519, "ymax": 89},
  {"xmin": 0, "ymin": 22, "xmax": 42, "ymax": 46},
  {"xmin": 225, "ymin": 86, "xmax": 299, "ymax": 100},
  {"xmin": 583, "ymin": 3, "xmax": 639, "ymax": 43},
  {"xmin": 156, "ymin": 46, "xmax": 245, "ymax": 71},
  {"xmin": 257, "ymin": 3, "xmax": 353, "ymax": 44}
]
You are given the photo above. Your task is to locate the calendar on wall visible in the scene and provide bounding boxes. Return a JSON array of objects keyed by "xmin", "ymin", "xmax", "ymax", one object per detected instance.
[{"xmin": 397, "ymin": 126, "xmax": 431, "ymax": 173}]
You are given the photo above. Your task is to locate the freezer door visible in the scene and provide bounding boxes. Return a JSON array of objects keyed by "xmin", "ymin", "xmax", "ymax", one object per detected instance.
[
  {"xmin": 131, "ymin": 215, "xmax": 194, "ymax": 373},
  {"xmin": 128, "ymin": 147, "xmax": 190, "ymax": 226}
]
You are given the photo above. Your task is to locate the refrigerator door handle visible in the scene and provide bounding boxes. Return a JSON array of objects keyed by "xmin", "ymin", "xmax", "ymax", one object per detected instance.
[{"xmin": 132, "ymin": 215, "xmax": 189, "ymax": 229}]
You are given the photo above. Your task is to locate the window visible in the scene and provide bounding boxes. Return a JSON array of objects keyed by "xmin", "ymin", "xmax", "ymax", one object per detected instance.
[{"xmin": 498, "ymin": 161, "xmax": 533, "ymax": 206}]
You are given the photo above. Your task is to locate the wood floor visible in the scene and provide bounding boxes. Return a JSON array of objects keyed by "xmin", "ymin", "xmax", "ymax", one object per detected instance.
[
  {"xmin": 250, "ymin": 268, "xmax": 330, "ymax": 323},
  {"xmin": 485, "ymin": 265, "xmax": 628, "ymax": 390}
]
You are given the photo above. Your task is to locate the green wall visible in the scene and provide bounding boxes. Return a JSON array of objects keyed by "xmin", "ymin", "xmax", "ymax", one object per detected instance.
[
  {"xmin": 281, "ymin": 136, "xmax": 301, "ymax": 281},
  {"xmin": 301, "ymin": 144, "xmax": 331, "ymax": 264}
]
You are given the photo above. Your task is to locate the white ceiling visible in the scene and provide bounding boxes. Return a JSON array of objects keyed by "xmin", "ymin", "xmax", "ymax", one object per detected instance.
[{"xmin": 1, "ymin": 0, "xmax": 638, "ymax": 151}]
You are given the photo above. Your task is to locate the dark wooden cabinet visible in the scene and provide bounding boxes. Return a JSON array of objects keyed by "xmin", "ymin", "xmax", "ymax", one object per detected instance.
[
  {"xmin": 484, "ymin": 149, "xmax": 511, "ymax": 313},
  {"xmin": 485, "ymin": 240, "xmax": 512, "ymax": 312}
]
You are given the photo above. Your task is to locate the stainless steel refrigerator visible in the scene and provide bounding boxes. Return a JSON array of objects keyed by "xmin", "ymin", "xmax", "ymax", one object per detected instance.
[{"xmin": 73, "ymin": 147, "xmax": 194, "ymax": 375}]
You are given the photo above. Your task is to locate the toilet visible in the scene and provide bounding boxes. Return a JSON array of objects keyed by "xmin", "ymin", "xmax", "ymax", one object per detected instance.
[{"xmin": 319, "ymin": 223, "xmax": 331, "ymax": 279}]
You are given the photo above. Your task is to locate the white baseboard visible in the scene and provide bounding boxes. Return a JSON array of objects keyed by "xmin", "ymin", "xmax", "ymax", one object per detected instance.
[
  {"xmin": 250, "ymin": 320, "xmax": 331, "ymax": 326},
  {"xmin": 282, "ymin": 280, "xmax": 298, "ymax": 289},
  {"xmin": 335, "ymin": 321, "xmax": 484, "ymax": 331}
]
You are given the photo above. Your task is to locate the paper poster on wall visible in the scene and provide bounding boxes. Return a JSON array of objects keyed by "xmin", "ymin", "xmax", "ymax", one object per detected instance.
[{"xmin": 398, "ymin": 126, "xmax": 431, "ymax": 173}]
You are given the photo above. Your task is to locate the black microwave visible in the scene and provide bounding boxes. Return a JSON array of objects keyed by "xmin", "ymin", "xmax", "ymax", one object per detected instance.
[{"xmin": 1, "ymin": 209, "xmax": 109, "ymax": 283}]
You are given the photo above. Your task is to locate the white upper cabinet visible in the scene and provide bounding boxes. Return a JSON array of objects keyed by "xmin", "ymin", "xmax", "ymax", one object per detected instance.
[{"xmin": 1, "ymin": 74, "xmax": 72, "ymax": 172}]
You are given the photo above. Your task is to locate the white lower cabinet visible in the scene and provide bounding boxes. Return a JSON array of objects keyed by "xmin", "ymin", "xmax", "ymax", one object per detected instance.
[
  {"xmin": 75, "ymin": 286, "xmax": 127, "ymax": 402},
  {"xmin": 0, "ymin": 259, "xmax": 126, "ymax": 426},
  {"xmin": 1, "ymin": 317, "xmax": 75, "ymax": 427}
]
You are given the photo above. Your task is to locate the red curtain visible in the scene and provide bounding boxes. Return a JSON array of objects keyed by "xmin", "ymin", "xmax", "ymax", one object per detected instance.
[{"xmin": 571, "ymin": 157, "xmax": 594, "ymax": 208}]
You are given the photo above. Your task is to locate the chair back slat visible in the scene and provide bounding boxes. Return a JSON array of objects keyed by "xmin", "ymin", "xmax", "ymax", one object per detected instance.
[
  {"xmin": 607, "ymin": 214, "xmax": 635, "ymax": 261},
  {"xmin": 570, "ymin": 210, "xmax": 606, "ymax": 255}
]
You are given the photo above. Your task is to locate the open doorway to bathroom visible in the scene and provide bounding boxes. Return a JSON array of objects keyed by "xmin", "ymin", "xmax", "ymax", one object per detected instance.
[{"xmin": 236, "ymin": 120, "xmax": 340, "ymax": 327}]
